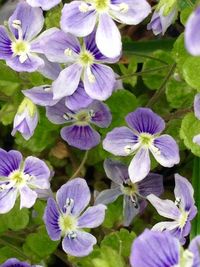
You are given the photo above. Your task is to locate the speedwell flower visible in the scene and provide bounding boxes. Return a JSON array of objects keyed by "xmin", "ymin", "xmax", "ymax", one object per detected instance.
[
  {"xmin": 103, "ymin": 108, "xmax": 180, "ymax": 183},
  {"xmin": 60, "ymin": 0, "xmax": 151, "ymax": 58},
  {"xmin": 46, "ymin": 98, "xmax": 112, "ymax": 150},
  {"xmin": 192, "ymin": 94, "xmax": 200, "ymax": 145},
  {"xmin": 0, "ymin": 148, "xmax": 51, "ymax": 213},
  {"xmin": 43, "ymin": 29, "xmax": 118, "ymax": 101},
  {"xmin": 147, "ymin": 174, "xmax": 197, "ymax": 244},
  {"xmin": 130, "ymin": 230, "xmax": 199, "ymax": 267},
  {"xmin": 1, "ymin": 258, "xmax": 42, "ymax": 267},
  {"xmin": 95, "ymin": 159, "xmax": 163, "ymax": 226},
  {"xmin": 44, "ymin": 178, "xmax": 106, "ymax": 257},
  {"xmin": 26, "ymin": 0, "xmax": 61, "ymax": 10}
]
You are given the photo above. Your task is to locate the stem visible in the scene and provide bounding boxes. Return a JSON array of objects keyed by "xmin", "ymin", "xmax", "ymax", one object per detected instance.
[
  {"xmin": 146, "ymin": 63, "xmax": 176, "ymax": 108},
  {"xmin": 0, "ymin": 238, "xmax": 27, "ymax": 259},
  {"xmin": 123, "ymin": 52, "xmax": 169, "ymax": 65},
  {"xmin": 164, "ymin": 107, "xmax": 192, "ymax": 121},
  {"xmin": 186, "ymin": 0, "xmax": 194, "ymax": 7},
  {"xmin": 70, "ymin": 150, "xmax": 89, "ymax": 179},
  {"xmin": 117, "ymin": 65, "xmax": 169, "ymax": 80},
  {"xmin": 54, "ymin": 249, "xmax": 75, "ymax": 266}
]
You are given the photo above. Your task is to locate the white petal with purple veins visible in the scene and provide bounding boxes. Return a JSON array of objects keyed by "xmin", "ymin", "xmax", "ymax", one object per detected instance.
[{"xmin": 19, "ymin": 185, "xmax": 37, "ymax": 209}]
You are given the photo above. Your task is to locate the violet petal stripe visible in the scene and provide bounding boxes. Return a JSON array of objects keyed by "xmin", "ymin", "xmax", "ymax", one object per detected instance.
[
  {"xmin": 0, "ymin": 188, "xmax": 18, "ymax": 214},
  {"xmin": 104, "ymin": 158, "xmax": 129, "ymax": 185},
  {"xmin": 62, "ymin": 230, "xmax": 97, "ymax": 257},
  {"xmin": 0, "ymin": 148, "xmax": 22, "ymax": 177},
  {"xmin": 27, "ymin": 0, "xmax": 61, "ymax": 10},
  {"xmin": 61, "ymin": 1, "xmax": 97, "ymax": 37},
  {"xmin": 77, "ymin": 204, "xmax": 106, "ymax": 228},
  {"xmin": 52, "ymin": 64, "xmax": 82, "ymax": 100},
  {"xmin": 147, "ymin": 194, "xmax": 181, "ymax": 220},
  {"xmin": 125, "ymin": 108, "xmax": 165, "ymax": 135},
  {"xmin": 151, "ymin": 135, "xmax": 180, "ymax": 167},
  {"xmin": 123, "ymin": 195, "xmax": 139, "ymax": 226},
  {"xmin": 43, "ymin": 198, "xmax": 61, "ymax": 241},
  {"xmin": 0, "ymin": 26, "xmax": 12, "ymax": 60},
  {"xmin": 103, "ymin": 126, "xmax": 139, "ymax": 156},
  {"xmin": 151, "ymin": 221, "xmax": 179, "ymax": 232},
  {"xmin": 19, "ymin": 185, "xmax": 37, "ymax": 209},
  {"xmin": 56, "ymin": 178, "xmax": 91, "ymax": 216},
  {"xmin": 8, "ymin": 2, "xmax": 44, "ymax": 41},
  {"xmin": 84, "ymin": 64, "xmax": 115, "ymax": 101},
  {"xmin": 128, "ymin": 148, "xmax": 151, "ymax": 183},
  {"xmin": 130, "ymin": 230, "xmax": 180, "ymax": 267},
  {"xmin": 194, "ymin": 93, "xmax": 200, "ymax": 120},
  {"xmin": 111, "ymin": 0, "xmax": 151, "ymax": 25},
  {"xmin": 61, "ymin": 125, "xmax": 101, "ymax": 150},
  {"xmin": 89, "ymin": 101, "xmax": 112, "ymax": 128},
  {"xmin": 1, "ymin": 258, "xmax": 31, "ymax": 267},
  {"xmin": 189, "ymin": 236, "xmax": 200, "ymax": 267},
  {"xmin": 137, "ymin": 173, "xmax": 164, "ymax": 198},
  {"xmin": 185, "ymin": 7, "xmax": 200, "ymax": 56},
  {"xmin": 94, "ymin": 187, "xmax": 122, "ymax": 205},
  {"xmin": 96, "ymin": 13, "xmax": 122, "ymax": 58}
]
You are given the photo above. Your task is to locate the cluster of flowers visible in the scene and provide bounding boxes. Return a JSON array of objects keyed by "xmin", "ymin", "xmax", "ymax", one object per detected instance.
[{"xmin": 0, "ymin": 0, "xmax": 200, "ymax": 266}]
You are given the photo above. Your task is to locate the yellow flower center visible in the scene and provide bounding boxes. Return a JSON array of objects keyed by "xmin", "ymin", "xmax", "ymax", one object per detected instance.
[
  {"xmin": 59, "ymin": 214, "xmax": 77, "ymax": 235},
  {"xmin": 79, "ymin": 50, "xmax": 94, "ymax": 66},
  {"xmin": 139, "ymin": 133, "xmax": 154, "ymax": 147},
  {"xmin": 11, "ymin": 40, "xmax": 30, "ymax": 63},
  {"xmin": 93, "ymin": 0, "xmax": 110, "ymax": 12},
  {"xmin": 9, "ymin": 170, "xmax": 29, "ymax": 187},
  {"xmin": 122, "ymin": 182, "xmax": 138, "ymax": 196}
]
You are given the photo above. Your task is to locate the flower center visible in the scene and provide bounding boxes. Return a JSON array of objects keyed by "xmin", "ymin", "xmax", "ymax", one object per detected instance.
[
  {"xmin": 122, "ymin": 182, "xmax": 137, "ymax": 196},
  {"xmin": 139, "ymin": 133, "xmax": 154, "ymax": 147},
  {"xmin": 93, "ymin": 0, "xmax": 110, "ymax": 12},
  {"xmin": 79, "ymin": 50, "xmax": 94, "ymax": 66},
  {"xmin": 9, "ymin": 170, "xmax": 30, "ymax": 187},
  {"xmin": 178, "ymin": 249, "xmax": 194, "ymax": 267},
  {"xmin": 59, "ymin": 213, "xmax": 77, "ymax": 236},
  {"xmin": 11, "ymin": 40, "xmax": 30, "ymax": 63},
  {"xmin": 179, "ymin": 211, "xmax": 189, "ymax": 229},
  {"xmin": 75, "ymin": 110, "xmax": 94, "ymax": 126}
]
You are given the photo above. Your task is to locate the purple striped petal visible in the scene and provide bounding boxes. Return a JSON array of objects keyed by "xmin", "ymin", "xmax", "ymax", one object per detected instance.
[
  {"xmin": 61, "ymin": 1, "xmax": 97, "ymax": 37},
  {"xmin": 27, "ymin": 0, "xmax": 61, "ymax": 10},
  {"xmin": 123, "ymin": 195, "xmax": 139, "ymax": 226},
  {"xmin": 189, "ymin": 236, "xmax": 200, "ymax": 267},
  {"xmin": 94, "ymin": 187, "xmax": 122, "ymax": 205},
  {"xmin": 0, "ymin": 26, "xmax": 12, "ymax": 60},
  {"xmin": 43, "ymin": 198, "xmax": 61, "ymax": 241},
  {"xmin": 61, "ymin": 125, "xmax": 100, "ymax": 150},
  {"xmin": 62, "ymin": 230, "xmax": 96, "ymax": 257},
  {"xmin": 0, "ymin": 149, "xmax": 22, "ymax": 177},
  {"xmin": 125, "ymin": 108, "xmax": 165, "ymax": 135},
  {"xmin": 77, "ymin": 204, "xmax": 106, "ymax": 228},
  {"xmin": 8, "ymin": 2, "xmax": 44, "ymax": 41},
  {"xmin": 96, "ymin": 13, "xmax": 121, "ymax": 58},
  {"xmin": 89, "ymin": 101, "xmax": 112, "ymax": 128},
  {"xmin": 37, "ymin": 55, "xmax": 62, "ymax": 80},
  {"xmin": 1, "ymin": 258, "xmax": 31, "ymax": 267},
  {"xmin": 52, "ymin": 64, "xmax": 82, "ymax": 100},
  {"xmin": 56, "ymin": 178, "xmax": 90, "ymax": 216},
  {"xmin": 104, "ymin": 158, "xmax": 129, "ymax": 184},
  {"xmin": 19, "ymin": 185, "xmax": 37, "ymax": 209},
  {"xmin": 103, "ymin": 127, "xmax": 139, "ymax": 156},
  {"xmin": 84, "ymin": 64, "xmax": 115, "ymax": 101},
  {"xmin": 194, "ymin": 93, "xmax": 200, "ymax": 120},
  {"xmin": 0, "ymin": 188, "xmax": 18, "ymax": 214},
  {"xmin": 130, "ymin": 230, "xmax": 180, "ymax": 267},
  {"xmin": 151, "ymin": 135, "xmax": 180, "ymax": 167}
]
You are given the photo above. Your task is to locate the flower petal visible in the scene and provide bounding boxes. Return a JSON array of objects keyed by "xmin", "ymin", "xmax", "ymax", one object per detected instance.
[
  {"xmin": 137, "ymin": 173, "xmax": 164, "ymax": 198},
  {"xmin": 189, "ymin": 236, "xmax": 200, "ymax": 267},
  {"xmin": 43, "ymin": 198, "xmax": 61, "ymax": 241},
  {"xmin": 147, "ymin": 194, "xmax": 180, "ymax": 220},
  {"xmin": 130, "ymin": 230, "xmax": 180, "ymax": 267},
  {"xmin": 61, "ymin": 1, "xmax": 97, "ymax": 37},
  {"xmin": 103, "ymin": 158, "xmax": 129, "ymax": 184},
  {"xmin": 84, "ymin": 64, "xmax": 115, "ymax": 101},
  {"xmin": 62, "ymin": 230, "xmax": 96, "ymax": 257},
  {"xmin": 0, "ymin": 188, "xmax": 18, "ymax": 214},
  {"xmin": 0, "ymin": 149, "xmax": 22, "ymax": 177},
  {"xmin": 61, "ymin": 125, "xmax": 100, "ymax": 150},
  {"xmin": 126, "ymin": 108, "xmax": 165, "ymax": 135},
  {"xmin": 1, "ymin": 258, "xmax": 31, "ymax": 267},
  {"xmin": 19, "ymin": 185, "xmax": 37, "ymax": 209},
  {"xmin": 193, "ymin": 134, "xmax": 200, "ymax": 145},
  {"xmin": 96, "ymin": 13, "xmax": 122, "ymax": 58},
  {"xmin": 128, "ymin": 148, "xmax": 151, "ymax": 183},
  {"xmin": 123, "ymin": 195, "xmax": 139, "ymax": 226},
  {"xmin": 37, "ymin": 55, "xmax": 62, "ymax": 81},
  {"xmin": 56, "ymin": 178, "xmax": 90, "ymax": 216},
  {"xmin": 194, "ymin": 93, "xmax": 200, "ymax": 120},
  {"xmin": 0, "ymin": 26, "xmax": 12, "ymax": 60},
  {"xmin": 8, "ymin": 2, "xmax": 44, "ymax": 41},
  {"xmin": 185, "ymin": 7, "xmax": 200, "ymax": 56},
  {"xmin": 27, "ymin": 0, "xmax": 61, "ymax": 10},
  {"xmin": 77, "ymin": 204, "xmax": 106, "ymax": 228},
  {"xmin": 52, "ymin": 64, "xmax": 82, "ymax": 100},
  {"xmin": 89, "ymin": 101, "xmax": 112, "ymax": 128},
  {"xmin": 24, "ymin": 156, "xmax": 50, "ymax": 189},
  {"xmin": 103, "ymin": 126, "xmax": 139, "ymax": 156},
  {"xmin": 151, "ymin": 135, "xmax": 180, "ymax": 167},
  {"xmin": 111, "ymin": 0, "xmax": 151, "ymax": 25},
  {"xmin": 152, "ymin": 221, "xmax": 180, "ymax": 232},
  {"xmin": 94, "ymin": 187, "xmax": 122, "ymax": 205}
]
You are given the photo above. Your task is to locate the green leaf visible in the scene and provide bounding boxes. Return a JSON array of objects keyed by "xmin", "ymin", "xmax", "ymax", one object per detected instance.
[
  {"xmin": 142, "ymin": 50, "xmax": 174, "ymax": 90},
  {"xmin": 45, "ymin": 5, "xmax": 62, "ymax": 28},
  {"xmin": 101, "ymin": 229, "xmax": 136, "ymax": 258},
  {"xmin": 103, "ymin": 197, "xmax": 123, "ymax": 228},
  {"xmin": 0, "ymin": 103, "xmax": 16, "ymax": 125},
  {"xmin": 31, "ymin": 200, "xmax": 46, "ymax": 225},
  {"xmin": 180, "ymin": 7, "xmax": 193, "ymax": 25},
  {"xmin": 183, "ymin": 57, "xmax": 200, "ymax": 90},
  {"xmin": 118, "ymin": 57, "xmax": 137, "ymax": 87},
  {"xmin": 0, "ymin": 246, "xmax": 22, "ymax": 263},
  {"xmin": 180, "ymin": 113, "xmax": 200, "ymax": 156}
]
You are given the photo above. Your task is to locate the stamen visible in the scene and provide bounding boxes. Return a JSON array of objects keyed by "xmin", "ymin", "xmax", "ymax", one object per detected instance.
[
  {"xmin": 12, "ymin": 19, "xmax": 23, "ymax": 40},
  {"xmin": 87, "ymin": 67, "xmax": 96, "ymax": 83},
  {"xmin": 43, "ymin": 86, "xmax": 51, "ymax": 92},
  {"xmin": 68, "ymin": 231, "xmax": 77, "ymax": 239},
  {"xmin": 63, "ymin": 114, "xmax": 73, "ymax": 121},
  {"xmin": 131, "ymin": 195, "xmax": 139, "ymax": 208},
  {"xmin": 88, "ymin": 109, "xmax": 95, "ymax": 118},
  {"xmin": 124, "ymin": 145, "xmax": 134, "ymax": 154},
  {"xmin": 64, "ymin": 48, "xmax": 73, "ymax": 57},
  {"xmin": 175, "ymin": 197, "xmax": 181, "ymax": 207},
  {"xmin": 19, "ymin": 53, "xmax": 28, "ymax": 63},
  {"xmin": 64, "ymin": 198, "xmax": 74, "ymax": 213},
  {"xmin": 79, "ymin": 2, "xmax": 90, "ymax": 12},
  {"xmin": 119, "ymin": 3, "xmax": 129, "ymax": 13}
]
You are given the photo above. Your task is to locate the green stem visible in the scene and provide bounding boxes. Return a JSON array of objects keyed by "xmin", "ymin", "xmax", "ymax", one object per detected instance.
[
  {"xmin": 117, "ymin": 65, "xmax": 169, "ymax": 80},
  {"xmin": 146, "ymin": 63, "xmax": 176, "ymax": 108},
  {"xmin": 164, "ymin": 108, "xmax": 192, "ymax": 121},
  {"xmin": 70, "ymin": 150, "xmax": 89, "ymax": 179},
  {"xmin": 186, "ymin": 0, "xmax": 194, "ymax": 7},
  {"xmin": 54, "ymin": 249, "xmax": 75, "ymax": 266},
  {"xmin": 0, "ymin": 238, "xmax": 27, "ymax": 259},
  {"xmin": 123, "ymin": 52, "xmax": 169, "ymax": 65}
]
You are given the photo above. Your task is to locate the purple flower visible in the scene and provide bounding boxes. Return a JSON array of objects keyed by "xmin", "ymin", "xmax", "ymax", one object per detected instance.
[
  {"xmin": 185, "ymin": 7, "xmax": 200, "ymax": 56},
  {"xmin": 147, "ymin": 174, "xmax": 197, "ymax": 244},
  {"xmin": 1, "ymin": 258, "xmax": 40, "ymax": 267},
  {"xmin": 147, "ymin": 5, "xmax": 177, "ymax": 35},
  {"xmin": 46, "ymin": 98, "xmax": 112, "ymax": 150},
  {"xmin": 103, "ymin": 108, "xmax": 180, "ymax": 183},
  {"xmin": 60, "ymin": 0, "xmax": 151, "ymax": 58},
  {"xmin": 26, "ymin": 0, "xmax": 61, "ymax": 10},
  {"xmin": 95, "ymin": 159, "xmax": 163, "ymax": 226},
  {"xmin": 43, "ymin": 178, "xmax": 106, "ymax": 257},
  {"xmin": 0, "ymin": 148, "xmax": 51, "ymax": 213},
  {"xmin": 42, "ymin": 29, "xmax": 118, "ymax": 101},
  {"xmin": 0, "ymin": 2, "xmax": 52, "ymax": 72},
  {"xmin": 12, "ymin": 98, "xmax": 39, "ymax": 140},
  {"xmin": 193, "ymin": 94, "xmax": 200, "ymax": 145},
  {"xmin": 130, "ymin": 230, "xmax": 195, "ymax": 267},
  {"xmin": 189, "ymin": 236, "xmax": 200, "ymax": 267}
]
